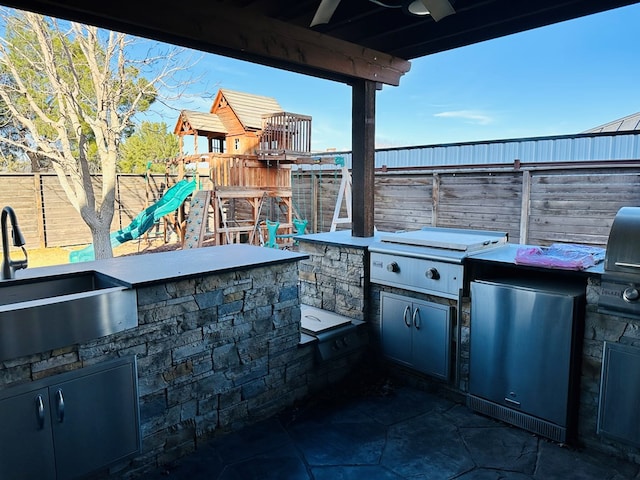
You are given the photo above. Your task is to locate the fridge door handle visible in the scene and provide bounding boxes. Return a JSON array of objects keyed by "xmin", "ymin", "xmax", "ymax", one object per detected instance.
[{"xmin": 504, "ymin": 397, "xmax": 521, "ymax": 407}]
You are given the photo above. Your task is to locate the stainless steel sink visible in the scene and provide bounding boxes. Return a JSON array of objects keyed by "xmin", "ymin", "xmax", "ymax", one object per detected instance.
[{"xmin": 0, "ymin": 271, "xmax": 138, "ymax": 361}]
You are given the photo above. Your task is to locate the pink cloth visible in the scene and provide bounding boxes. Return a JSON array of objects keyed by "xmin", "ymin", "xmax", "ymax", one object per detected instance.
[{"xmin": 515, "ymin": 243, "xmax": 605, "ymax": 271}]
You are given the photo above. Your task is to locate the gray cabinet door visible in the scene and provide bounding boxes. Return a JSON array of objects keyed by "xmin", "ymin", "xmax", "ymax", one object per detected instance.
[
  {"xmin": 0, "ymin": 388, "xmax": 56, "ymax": 480},
  {"xmin": 381, "ymin": 293, "xmax": 413, "ymax": 366},
  {"xmin": 51, "ymin": 360, "xmax": 140, "ymax": 480},
  {"xmin": 411, "ymin": 299, "xmax": 451, "ymax": 380},
  {"xmin": 381, "ymin": 292, "xmax": 452, "ymax": 379}
]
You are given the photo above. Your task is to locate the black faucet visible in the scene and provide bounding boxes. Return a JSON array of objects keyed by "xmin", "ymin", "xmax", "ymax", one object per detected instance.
[{"xmin": 1, "ymin": 206, "xmax": 28, "ymax": 280}]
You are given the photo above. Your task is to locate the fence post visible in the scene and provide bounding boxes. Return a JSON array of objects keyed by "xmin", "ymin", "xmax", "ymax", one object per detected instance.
[
  {"xmin": 311, "ymin": 172, "xmax": 319, "ymax": 232},
  {"xmin": 432, "ymin": 173, "xmax": 440, "ymax": 227},
  {"xmin": 519, "ymin": 170, "xmax": 531, "ymax": 244},
  {"xmin": 34, "ymin": 173, "xmax": 46, "ymax": 248}
]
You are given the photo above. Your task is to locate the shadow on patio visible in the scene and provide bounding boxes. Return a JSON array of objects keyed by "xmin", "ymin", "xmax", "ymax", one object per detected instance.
[{"xmin": 145, "ymin": 362, "xmax": 640, "ymax": 480}]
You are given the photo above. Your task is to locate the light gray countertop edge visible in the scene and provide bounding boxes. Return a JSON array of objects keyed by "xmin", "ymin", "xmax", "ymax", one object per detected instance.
[
  {"xmin": 14, "ymin": 244, "xmax": 309, "ymax": 287},
  {"xmin": 296, "ymin": 230, "xmax": 381, "ymax": 249}
]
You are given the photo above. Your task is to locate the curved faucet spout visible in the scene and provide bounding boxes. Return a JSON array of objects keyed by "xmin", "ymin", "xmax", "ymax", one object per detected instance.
[{"xmin": 1, "ymin": 206, "xmax": 28, "ymax": 280}]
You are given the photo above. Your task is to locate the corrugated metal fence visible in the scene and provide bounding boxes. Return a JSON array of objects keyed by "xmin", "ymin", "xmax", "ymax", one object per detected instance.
[{"xmin": 312, "ymin": 131, "xmax": 640, "ymax": 169}]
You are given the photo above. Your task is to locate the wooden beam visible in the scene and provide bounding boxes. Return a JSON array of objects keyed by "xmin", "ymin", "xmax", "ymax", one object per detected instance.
[
  {"xmin": 351, "ymin": 80, "xmax": 376, "ymax": 237},
  {"xmin": 4, "ymin": 0, "xmax": 412, "ymax": 86}
]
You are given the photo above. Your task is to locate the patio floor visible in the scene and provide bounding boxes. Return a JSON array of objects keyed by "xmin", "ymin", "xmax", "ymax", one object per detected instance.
[{"xmin": 146, "ymin": 372, "xmax": 640, "ymax": 480}]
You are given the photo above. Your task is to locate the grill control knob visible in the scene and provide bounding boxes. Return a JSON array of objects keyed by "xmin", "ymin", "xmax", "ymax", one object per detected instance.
[
  {"xmin": 387, "ymin": 262, "xmax": 400, "ymax": 273},
  {"xmin": 623, "ymin": 287, "xmax": 640, "ymax": 303},
  {"xmin": 425, "ymin": 268, "xmax": 440, "ymax": 280}
]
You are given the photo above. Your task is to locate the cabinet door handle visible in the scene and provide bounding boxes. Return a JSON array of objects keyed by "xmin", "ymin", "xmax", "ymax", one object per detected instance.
[
  {"xmin": 55, "ymin": 389, "xmax": 65, "ymax": 423},
  {"xmin": 35, "ymin": 394, "xmax": 45, "ymax": 430},
  {"xmin": 413, "ymin": 307, "xmax": 420, "ymax": 330},
  {"xmin": 403, "ymin": 305, "xmax": 411, "ymax": 327}
]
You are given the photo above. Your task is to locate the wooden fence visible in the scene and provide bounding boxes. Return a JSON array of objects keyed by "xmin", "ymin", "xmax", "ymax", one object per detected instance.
[
  {"xmin": 1, "ymin": 161, "xmax": 639, "ymax": 249},
  {"xmin": 0, "ymin": 173, "xmax": 176, "ymax": 248},
  {"xmin": 293, "ymin": 161, "xmax": 640, "ymax": 248}
]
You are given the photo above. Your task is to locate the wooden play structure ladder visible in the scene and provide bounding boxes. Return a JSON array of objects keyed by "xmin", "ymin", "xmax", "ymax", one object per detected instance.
[{"xmin": 184, "ymin": 190, "xmax": 211, "ymax": 248}]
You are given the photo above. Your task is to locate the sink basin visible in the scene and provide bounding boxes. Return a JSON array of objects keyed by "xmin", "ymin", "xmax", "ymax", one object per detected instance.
[{"xmin": 0, "ymin": 271, "xmax": 138, "ymax": 361}]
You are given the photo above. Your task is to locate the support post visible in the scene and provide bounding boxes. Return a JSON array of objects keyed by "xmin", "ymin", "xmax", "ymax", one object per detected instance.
[{"xmin": 351, "ymin": 80, "xmax": 376, "ymax": 237}]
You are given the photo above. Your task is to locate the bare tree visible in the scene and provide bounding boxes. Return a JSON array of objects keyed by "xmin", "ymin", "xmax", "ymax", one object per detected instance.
[{"xmin": 0, "ymin": 9, "xmax": 189, "ymax": 259}]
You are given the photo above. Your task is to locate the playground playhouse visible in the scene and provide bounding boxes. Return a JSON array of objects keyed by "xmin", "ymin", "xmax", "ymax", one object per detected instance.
[
  {"xmin": 172, "ymin": 89, "xmax": 316, "ymax": 250},
  {"xmin": 69, "ymin": 89, "xmax": 351, "ymax": 262},
  {"xmin": 71, "ymin": 89, "xmax": 350, "ymax": 261}
]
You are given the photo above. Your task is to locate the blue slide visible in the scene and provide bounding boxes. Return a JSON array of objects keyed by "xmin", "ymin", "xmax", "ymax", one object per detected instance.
[{"xmin": 69, "ymin": 179, "xmax": 197, "ymax": 263}]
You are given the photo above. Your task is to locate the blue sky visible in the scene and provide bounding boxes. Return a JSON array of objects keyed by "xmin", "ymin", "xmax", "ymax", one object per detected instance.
[{"xmin": 144, "ymin": 3, "xmax": 640, "ymax": 152}]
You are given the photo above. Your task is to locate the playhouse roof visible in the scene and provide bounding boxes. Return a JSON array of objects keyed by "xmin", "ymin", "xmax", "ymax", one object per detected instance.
[
  {"xmin": 210, "ymin": 89, "xmax": 283, "ymax": 131},
  {"xmin": 175, "ymin": 110, "xmax": 228, "ymax": 136}
]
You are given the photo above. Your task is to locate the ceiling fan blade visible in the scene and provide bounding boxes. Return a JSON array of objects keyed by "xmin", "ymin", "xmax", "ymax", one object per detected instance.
[
  {"xmin": 310, "ymin": 0, "xmax": 342, "ymax": 27},
  {"xmin": 420, "ymin": 0, "xmax": 455, "ymax": 21}
]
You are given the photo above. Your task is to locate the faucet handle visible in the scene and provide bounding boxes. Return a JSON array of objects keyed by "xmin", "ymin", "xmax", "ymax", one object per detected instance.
[
  {"xmin": 10, "ymin": 246, "xmax": 28, "ymax": 274},
  {"xmin": 11, "ymin": 226, "xmax": 26, "ymax": 247}
]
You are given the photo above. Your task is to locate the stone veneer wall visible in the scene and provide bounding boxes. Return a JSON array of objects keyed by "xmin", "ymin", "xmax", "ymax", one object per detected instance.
[
  {"xmin": 297, "ymin": 240, "xmax": 367, "ymax": 320},
  {"xmin": 581, "ymin": 276, "xmax": 640, "ymax": 463},
  {"xmin": 0, "ymin": 261, "xmax": 361, "ymax": 478},
  {"xmin": 296, "ymin": 239, "xmax": 472, "ymax": 394}
]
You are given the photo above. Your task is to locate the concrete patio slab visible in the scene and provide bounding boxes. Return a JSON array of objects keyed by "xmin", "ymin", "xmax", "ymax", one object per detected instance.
[{"xmin": 145, "ymin": 382, "xmax": 640, "ymax": 480}]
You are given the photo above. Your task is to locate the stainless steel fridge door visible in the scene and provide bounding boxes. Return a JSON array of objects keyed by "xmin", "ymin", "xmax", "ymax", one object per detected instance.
[{"xmin": 470, "ymin": 279, "xmax": 577, "ymax": 427}]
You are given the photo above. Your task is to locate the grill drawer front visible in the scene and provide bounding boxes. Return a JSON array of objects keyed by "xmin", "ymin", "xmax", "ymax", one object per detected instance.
[{"xmin": 370, "ymin": 252, "xmax": 463, "ymax": 299}]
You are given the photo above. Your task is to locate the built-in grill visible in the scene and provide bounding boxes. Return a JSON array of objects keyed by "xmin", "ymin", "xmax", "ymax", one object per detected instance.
[
  {"xmin": 596, "ymin": 207, "xmax": 640, "ymax": 447},
  {"xmin": 369, "ymin": 227, "xmax": 508, "ymax": 298},
  {"xmin": 599, "ymin": 207, "xmax": 640, "ymax": 318},
  {"xmin": 369, "ymin": 227, "xmax": 508, "ymax": 382}
]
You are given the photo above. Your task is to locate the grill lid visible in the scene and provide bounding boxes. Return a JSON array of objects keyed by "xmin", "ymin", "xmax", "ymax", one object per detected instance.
[
  {"xmin": 604, "ymin": 207, "xmax": 640, "ymax": 275},
  {"xmin": 378, "ymin": 227, "xmax": 507, "ymax": 253}
]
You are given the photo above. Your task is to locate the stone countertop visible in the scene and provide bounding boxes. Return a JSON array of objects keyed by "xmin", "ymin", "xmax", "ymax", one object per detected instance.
[
  {"xmin": 295, "ymin": 230, "xmax": 382, "ymax": 249},
  {"xmin": 467, "ymin": 243, "xmax": 604, "ymax": 275},
  {"xmin": 295, "ymin": 231, "xmax": 605, "ymax": 276},
  {"xmin": 15, "ymin": 244, "xmax": 308, "ymax": 287}
]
